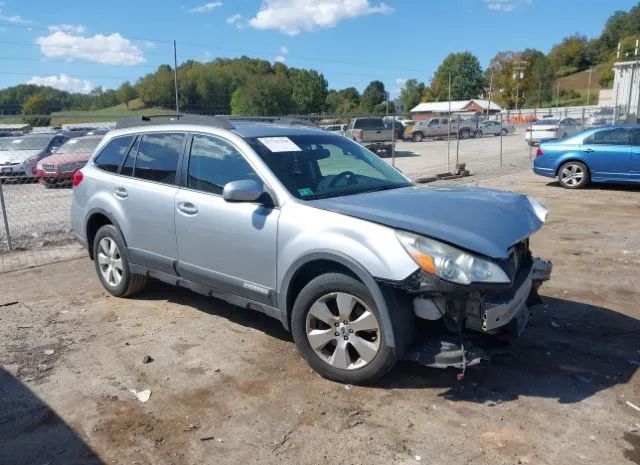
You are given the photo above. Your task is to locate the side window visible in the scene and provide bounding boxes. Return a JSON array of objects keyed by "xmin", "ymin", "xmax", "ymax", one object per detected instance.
[
  {"xmin": 584, "ymin": 128, "xmax": 629, "ymax": 146},
  {"xmin": 94, "ymin": 136, "xmax": 135, "ymax": 173},
  {"xmin": 133, "ymin": 133, "xmax": 185, "ymax": 185},
  {"xmin": 120, "ymin": 137, "xmax": 138, "ymax": 177},
  {"xmin": 187, "ymin": 134, "xmax": 257, "ymax": 195},
  {"xmin": 630, "ymin": 128, "xmax": 640, "ymax": 146}
]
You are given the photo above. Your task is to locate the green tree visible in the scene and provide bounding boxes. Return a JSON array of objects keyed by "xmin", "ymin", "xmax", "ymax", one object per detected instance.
[
  {"xmin": 116, "ymin": 82, "xmax": 137, "ymax": 109},
  {"xmin": 548, "ymin": 34, "xmax": 590, "ymax": 75},
  {"xmin": 360, "ymin": 80, "xmax": 386, "ymax": 113},
  {"xmin": 399, "ymin": 79, "xmax": 425, "ymax": 113},
  {"xmin": 430, "ymin": 52, "xmax": 486, "ymax": 101},
  {"xmin": 230, "ymin": 74, "xmax": 292, "ymax": 115},
  {"xmin": 326, "ymin": 87, "xmax": 360, "ymax": 115},
  {"xmin": 291, "ymin": 70, "xmax": 328, "ymax": 114},
  {"xmin": 22, "ymin": 94, "xmax": 51, "ymax": 127},
  {"xmin": 136, "ymin": 65, "xmax": 176, "ymax": 108}
]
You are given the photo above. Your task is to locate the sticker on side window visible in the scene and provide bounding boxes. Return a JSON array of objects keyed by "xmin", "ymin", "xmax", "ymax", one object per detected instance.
[{"xmin": 257, "ymin": 137, "xmax": 301, "ymax": 152}]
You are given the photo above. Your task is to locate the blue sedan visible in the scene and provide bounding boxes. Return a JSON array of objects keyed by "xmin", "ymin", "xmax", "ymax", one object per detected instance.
[{"xmin": 533, "ymin": 125, "xmax": 640, "ymax": 188}]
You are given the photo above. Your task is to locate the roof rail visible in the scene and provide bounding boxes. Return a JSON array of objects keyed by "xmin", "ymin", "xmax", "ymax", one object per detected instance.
[
  {"xmin": 115, "ymin": 114, "xmax": 235, "ymax": 130},
  {"xmin": 224, "ymin": 116, "xmax": 317, "ymax": 127}
]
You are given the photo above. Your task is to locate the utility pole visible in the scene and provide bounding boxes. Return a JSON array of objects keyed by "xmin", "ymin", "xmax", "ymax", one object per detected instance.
[
  {"xmin": 447, "ymin": 73, "xmax": 452, "ymax": 171},
  {"xmin": 173, "ymin": 40, "xmax": 180, "ymax": 116},
  {"xmin": 555, "ymin": 81, "xmax": 560, "ymax": 117},
  {"xmin": 626, "ymin": 39, "xmax": 639, "ymax": 123},
  {"xmin": 385, "ymin": 91, "xmax": 389, "ymax": 116},
  {"xmin": 512, "ymin": 60, "xmax": 527, "ymax": 112},
  {"xmin": 586, "ymin": 67, "xmax": 593, "ymax": 106}
]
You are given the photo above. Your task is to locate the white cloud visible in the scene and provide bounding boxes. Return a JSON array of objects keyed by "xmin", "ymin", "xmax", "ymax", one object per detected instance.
[
  {"xmin": 227, "ymin": 13, "xmax": 242, "ymax": 24},
  {"xmin": 395, "ymin": 78, "xmax": 406, "ymax": 86},
  {"xmin": 274, "ymin": 55, "xmax": 286, "ymax": 63},
  {"xmin": 36, "ymin": 31, "xmax": 145, "ymax": 65},
  {"xmin": 27, "ymin": 74, "xmax": 94, "ymax": 94},
  {"xmin": 48, "ymin": 24, "xmax": 86, "ymax": 34},
  {"xmin": 279, "ymin": 46, "xmax": 289, "ymax": 54},
  {"xmin": 248, "ymin": 0, "xmax": 393, "ymax": 35},
  {"xmin": 0, "ymin": 12, "xmax": 32, "ymax": 24},
  {"xmin": 188, "ymin": 2, "xmax": 223, "ymax": 13},
  {"xmin": 484, "ymin": 0, "xmax": 516, "ymax": 12}
]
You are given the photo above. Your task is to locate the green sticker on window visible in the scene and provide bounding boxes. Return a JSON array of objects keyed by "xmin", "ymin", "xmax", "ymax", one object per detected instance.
[{"xmin": 298, "ymin": 187, "xmax": 314, "ymax": 196}]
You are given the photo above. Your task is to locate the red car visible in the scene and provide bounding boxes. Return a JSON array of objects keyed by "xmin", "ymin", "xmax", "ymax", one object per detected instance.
[{"xmin": 36, "ymin": 135, "xmax": 103, "ymax": 187}]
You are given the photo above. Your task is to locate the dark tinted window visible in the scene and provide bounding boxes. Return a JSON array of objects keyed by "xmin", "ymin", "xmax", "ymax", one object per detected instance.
[
  {"xmin": 629, "ymin": 128, "xmax": 640, "ymax": 146},
  {"xmin": 133, "ymin": 133, "xmax": 185, "ymax": 184},
  {"xmin": 353, "ymin": 118, "xmax": 385, "ymax": 129},
  {"xmin": 120, "ymin": 137, "xmax": 138, "ymax": 177},
  {"xmin": 94, "ymin": 136, "xmax": 134, "ymax": 173},
  {"xmin": 187, "ymin": 135, "xmax": 257, "ymax": 195},
  {"xmin": 584, "ymin": 128, "xmax": 629, "ymax": 146}
]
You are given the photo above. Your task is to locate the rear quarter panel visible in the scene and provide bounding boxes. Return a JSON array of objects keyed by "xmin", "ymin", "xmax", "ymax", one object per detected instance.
[{"xmin": 534, "ymin": 142, "xmax": 584, "ymax": 176}]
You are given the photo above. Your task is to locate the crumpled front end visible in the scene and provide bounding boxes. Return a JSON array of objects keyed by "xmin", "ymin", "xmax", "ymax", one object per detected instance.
[{"xmin": 381, "ymin": 239, "xmax": 552, "ymax": 372}]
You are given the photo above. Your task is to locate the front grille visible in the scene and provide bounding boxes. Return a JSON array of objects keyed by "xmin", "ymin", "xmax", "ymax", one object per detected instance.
[{"xmin": 42, "ymin": 164, "xmax": 56, "ymax": 172}]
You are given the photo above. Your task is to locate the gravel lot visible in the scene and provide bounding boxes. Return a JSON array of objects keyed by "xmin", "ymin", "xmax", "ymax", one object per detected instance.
[
  {"xmin": 1, "ymin": 168, "xmax": 639, "ymax": 465},
  {"xmin": 0, "ymin": 133, "xmax": 528, "ymax": 253}
]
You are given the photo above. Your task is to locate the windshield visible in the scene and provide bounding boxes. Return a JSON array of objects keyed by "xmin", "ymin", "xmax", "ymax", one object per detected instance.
[
  {"xmin": 534, "ymin": 119, "xmax": 559, "ymax": 126},
  {"xmin": 0, "ymin": 136, "xmax": 51, "ymax": 151},
  {"xmin": 247, "ymin": 134, "xmax": 411, "ymax": 200},
  {"xmin": 57, "ymin": 138, "xmax": 101, "ymax": 154}
]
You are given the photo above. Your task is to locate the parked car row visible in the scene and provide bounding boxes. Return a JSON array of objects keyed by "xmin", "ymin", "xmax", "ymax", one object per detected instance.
[{"xmin": 0, "ymin": 132, "xmax": 107, "ymax": 187}]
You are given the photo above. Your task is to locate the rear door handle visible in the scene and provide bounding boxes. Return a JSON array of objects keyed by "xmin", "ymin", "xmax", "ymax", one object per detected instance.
[
  {"xmin": 177, "ymin": 202, "xmax": 198, "ymax": 216},
  {"xmin": 113, "ymin": 187, "xmax": 128, "ymax": 199}
]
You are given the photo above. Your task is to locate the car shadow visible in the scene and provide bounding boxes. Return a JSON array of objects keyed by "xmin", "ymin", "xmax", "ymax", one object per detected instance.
[
  {"xmin": 133, "ymin": 283, "xmax": 639, "ymax": 404},
  {"xmin": 0, "ymin": 367, "xmax": 104, "ymax": 465},
  {"xmin": 378, "ymin": 296, "xmax": 640, "ymax": 404},
  {"xmin": 545, "ymin": 180, "xmax": 640, "ymax": 192},
  {"xmin": 388, "ymin": 150, "xmax": 420, "ymax": 158}
]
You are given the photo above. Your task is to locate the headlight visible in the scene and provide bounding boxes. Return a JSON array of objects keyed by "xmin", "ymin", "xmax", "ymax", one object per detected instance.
[
  {"xmin": 528, "ymin": 196, "xmax": 548, "ymax": 223},
  {"xmin": 396, "ymin": 231, "xmax": 511, "ymax": 285}
]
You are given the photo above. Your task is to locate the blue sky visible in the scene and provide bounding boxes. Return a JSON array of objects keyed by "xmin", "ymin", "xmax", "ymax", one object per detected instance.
[{"xmin": 0, "ymin": 0, "xmax": 636, "ymax": 99}]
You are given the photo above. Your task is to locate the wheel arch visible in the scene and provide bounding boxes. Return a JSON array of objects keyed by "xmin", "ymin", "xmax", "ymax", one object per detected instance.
[
  {"xmin": 555, "ymin": 157, "xmax": 591, "ymax": 177},
  {"xmin": 85, "ymin": 208, "xmax": 126, "ymax": 260},
  {"xmin": 279, "ymin": 252, "xmax": 398, "ymax": 348}
]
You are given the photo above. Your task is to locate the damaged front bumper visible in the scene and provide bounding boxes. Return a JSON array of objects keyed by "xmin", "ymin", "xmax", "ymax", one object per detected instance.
[{"xmin": 395, "ymin": 257, "xmax": 553, "ymax": 371}]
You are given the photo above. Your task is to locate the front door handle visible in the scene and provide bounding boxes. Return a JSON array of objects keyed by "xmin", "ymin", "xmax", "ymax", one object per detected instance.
[
  {"xmin": 113, "ymin": 187, "xmax": 128, "ymax": 199},
  {"xmin": 177, "ymin": 202, "xmax": 198, "ymax": 215},
  {"xmin": 582, "ymin": 148, "xmax": 594, "ymax": 153}
]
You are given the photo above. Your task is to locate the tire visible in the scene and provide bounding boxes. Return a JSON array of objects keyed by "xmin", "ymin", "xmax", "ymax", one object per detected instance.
[
  {"xmin": 93, "ymin": 224, "xmax": 147, "ymax": 297},
  {"xmin": 500, "ymin": 128, "xmax": 508, "ymax": 136},
  {"xmin": 42, "ymin": 181, "xmax": 56, "ymax": 189},
  {"xmin": 291, "ymin": 273, "xmax": 397, "ymax": 384},
  {"xmin": 412, "ymin": 132, "xmax": 424, "ymax": 142},
  {"xmin": 459, "ymin": 128, "xmax": 470, "ymax": 139},
  {"xmin": 562, "ymin": 132, "xmax": 568, "ymax": 138},
  {"xmin": 475, "ymin": 130, "xmax": 483, "ymax": 138},
  {"xmin": 558, "ymin": 161, "xmax": 590, "ymax": 189}
]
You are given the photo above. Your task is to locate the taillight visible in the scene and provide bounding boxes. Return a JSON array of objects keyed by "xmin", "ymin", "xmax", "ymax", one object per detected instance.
[
  {"xmin": 72, "ymin": 169, "xmax": 84, "ymax": 187},
  {"xmin": 536, "ymin": 147, "xmax": 543, "ymax": 157},
  {"xmin": 356, "ymin": 129, "xmax": 364, "ymax": 141}
]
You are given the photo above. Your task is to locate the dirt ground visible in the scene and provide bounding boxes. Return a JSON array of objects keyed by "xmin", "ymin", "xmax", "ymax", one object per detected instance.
[{"xmin": 1, "ymin": 170, "xmax": 639, "ymax": 465}]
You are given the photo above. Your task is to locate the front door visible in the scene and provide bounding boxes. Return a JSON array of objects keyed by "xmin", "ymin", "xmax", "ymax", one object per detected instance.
[
  {"xmin": 581, "ymin": 127, "xmax": 631, "ymax": 179},
  {"xmin": 174, "ymin": 133, "xmax": 279, "ymax": 305},
  {"xmin": 628, "ymin": 128, "xmax": 640, "ymax": 177}
]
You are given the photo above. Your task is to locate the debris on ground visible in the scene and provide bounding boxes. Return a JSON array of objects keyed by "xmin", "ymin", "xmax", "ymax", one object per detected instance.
[
  {"xmin": 627, "ymin": 401, "xmax": 640, "ymax": 414},
  {"xmin": 344, "ymin": 384, "xmax": 353, "ymax": 390},
  {"xmin": 44, "ymin": 349, "xmax": 55, "ymax": 355},
  {"xmin": 142, "ymin": 355, "xmax": 154, "ymax": 364},
  {"xmin": 200, "ymin": 436, "xmax": 215, "ymax": 441},
  {"xmin": 129, "ymin": 389, "xmax": 152, "ymax": 403}
]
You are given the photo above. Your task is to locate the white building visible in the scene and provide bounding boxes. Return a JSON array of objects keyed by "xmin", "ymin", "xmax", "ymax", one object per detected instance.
[
  {"xmin": 611, "ymin": 60, "xmax": 640, "ymax": 122},
  {"xmin": 409, "ymin": 99, "xmax": 502, "ymax": 121}
]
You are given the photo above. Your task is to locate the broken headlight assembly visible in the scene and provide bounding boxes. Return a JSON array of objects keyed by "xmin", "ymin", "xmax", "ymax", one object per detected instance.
[
  {"xmin": 527, "ymin": 196, "xmax": 548, "ymax": 223},
  {"xmin": 396, "ymin": 231, "xmax": 511, "ymax": 286}
]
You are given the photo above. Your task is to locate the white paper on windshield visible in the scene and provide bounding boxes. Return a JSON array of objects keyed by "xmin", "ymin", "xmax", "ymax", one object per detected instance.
[
  {"xmin": 257, "ymin": 137, "xmax": 301, "ymax": 152},
  {"xmin": 11, "ymin": 139, "xmax": 22, "ymax": 144}
]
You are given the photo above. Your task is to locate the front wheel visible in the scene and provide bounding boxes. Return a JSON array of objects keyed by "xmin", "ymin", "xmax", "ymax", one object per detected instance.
[
  {"xmin": 291, "ymin": 273, "xmax": 397, "ymax": 384},
  {"xmin": 475, "ymin": 130, "xmax": 483, "ymax": 138},
  {"xmin": 500, "ymin": 128, "xmax": 508, "ymax": 136},
  {"xmin": 459, "ymin": 128, "xmax": 470, "ymax": 139},
  {"xmin": 558, "ymin": 161, "xmax": 590, "ymax": 189},
  {"xmin": 412, "ymin": 132, "xmax": 424, "ymax": 142},
  {"xmin": 93, "ymin": 225, "xmax": 147, "ymax": 297}
]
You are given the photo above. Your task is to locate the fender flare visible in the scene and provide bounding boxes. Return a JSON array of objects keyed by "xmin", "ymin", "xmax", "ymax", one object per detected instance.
[
  {"xmin": 84, "ymin": 207, "xmax": 126, "ymax": 258},
  {"xmin": 279, "ymin": 251, "xmax": 398, "ymax": 348}
]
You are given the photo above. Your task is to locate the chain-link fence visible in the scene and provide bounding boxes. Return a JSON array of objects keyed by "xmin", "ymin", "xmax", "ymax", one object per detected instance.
[{"xmin": 0, "ymin": 108, "xmax": 619, "ymax": 271}]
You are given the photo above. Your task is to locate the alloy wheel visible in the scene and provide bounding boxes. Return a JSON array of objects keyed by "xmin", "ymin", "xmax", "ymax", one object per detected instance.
[
  {"xmin": 305, "ymin": 292, "xmax": 381, "ymax": 370},
  {"xmin": 560, "ymin": 164, "xmax": 585, "ymax": 187},
  {"xmin": 97, "ymin": 237, "xmax": 124, "ymax": 287}
]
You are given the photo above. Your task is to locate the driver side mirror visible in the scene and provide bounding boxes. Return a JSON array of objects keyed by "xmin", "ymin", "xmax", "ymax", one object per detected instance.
[{"xmin": 223, "ymin": 179, "xmax": 265, "ymax": 203}]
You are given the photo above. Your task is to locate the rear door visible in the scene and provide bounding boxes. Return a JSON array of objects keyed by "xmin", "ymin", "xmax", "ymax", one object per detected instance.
[
  {"xmin": 628, "ymin": 128, "xmax": 640, "ymax": 177},
  {"xmin": 581, "ymin": 127, "xmax": 631, "ymax": 179},
  {"xmin": 116, "ymin": 132, "xmax": 187, "ymax": 274}
]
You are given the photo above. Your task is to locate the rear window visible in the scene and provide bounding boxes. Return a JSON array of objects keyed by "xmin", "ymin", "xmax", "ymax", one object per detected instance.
[
  {"xmin": 132, "ymin": 133, "xmax": 185, "ymax": 185},
  {"xmin": 353, "ymin": 118, "xmax": 386, "ymax": 130},
  {"xmin": 534, "ymin": 119, "xmax": 559, "ymax": 126},
  {"xmin": 94, "ymin": 136, "xmax": 135, "ymax": 173},
  {"xmin": 584, "ymin": 128, "xmax": 629, "ymax": 146}
]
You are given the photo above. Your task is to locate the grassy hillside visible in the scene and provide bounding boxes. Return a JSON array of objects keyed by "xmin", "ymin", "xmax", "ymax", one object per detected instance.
[
  {"xmin": 51, "ymin": 99, "xmax": 172, "ymax": 125},
  {"xmin": 556, "ymin": 65, "xmax": 605, "ymax": 91}
]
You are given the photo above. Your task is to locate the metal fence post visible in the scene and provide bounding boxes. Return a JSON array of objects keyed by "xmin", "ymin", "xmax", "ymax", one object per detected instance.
[
  {"xmin": 499, "ymin": 117, "xmax": 504, "ymax": 168},
  {"xmin": 0, "ymin": 182, "xmax": 11, "ymax": 251},
  {"xmin": 455, "ymin": 118, "xmax": 460, "ymax": 167},
  {"xmin": 391, "ymin": 112, "xmax": 396, "ymax": 168}
]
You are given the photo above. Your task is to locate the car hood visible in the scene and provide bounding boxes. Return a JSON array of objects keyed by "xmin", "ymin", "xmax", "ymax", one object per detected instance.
[
  {"xmin": 307, "ymin": 186, "xmax": 543, "ymax": 259},
  {"xmin": 39, "ymin": 152, "xmax": 91, "ymax": 164},
  {"xmin": 0, "ymin": 150, "xmax": 42, "ymax": 164}
]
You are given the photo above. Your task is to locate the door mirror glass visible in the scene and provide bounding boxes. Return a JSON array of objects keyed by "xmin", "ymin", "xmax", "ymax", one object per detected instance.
[{"xmin": 223, "ymin": 179, "xmax": 264, "ymax": 203}]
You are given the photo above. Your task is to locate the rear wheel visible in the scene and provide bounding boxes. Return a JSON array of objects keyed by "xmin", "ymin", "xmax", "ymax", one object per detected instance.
[
  {"xmin": 459, "ymin": 128, "xmax": 471, "ymax": 139},
  {"xmin": 558, "ymin": 161, "xmax": 589, "ymax": 189},
  {"xmin": 412, "ymin": 132, "xmax": 424, "ymax": 142},
  {"xmin": 93, "ymin": 225, "xmax": 147, "ymax": 297},
  {"xmin": 500, "ymin": 128, "xmax": 508, "ymax": 136},
  {"xmin": 475, "ymin": 129, "xmax": 483, "ymax": 138},
  {"xmin": 291, "ymin": 273, "xmax": 397, "ymax": 384}
]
